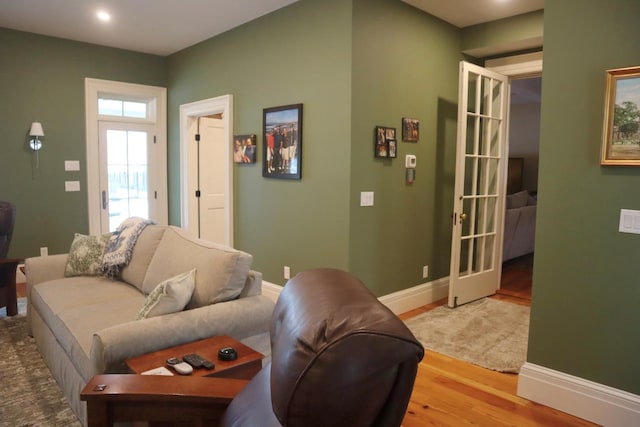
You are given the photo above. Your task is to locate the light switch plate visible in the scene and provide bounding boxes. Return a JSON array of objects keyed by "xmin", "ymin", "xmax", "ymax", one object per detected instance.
[
  {"xmin": 619, "ymin": 209, "xmax": 640, "ymax": 234},
  {"xmin": 360, "ymin": 191, "xmax": 374, "ymax": 207},
  {"xmin": 65, "ymin": 181, "xmax": 80, "ymax": 192},
  {"xmin": 64, "ymin": 160, "xmax": 80, "ymax": 171}
]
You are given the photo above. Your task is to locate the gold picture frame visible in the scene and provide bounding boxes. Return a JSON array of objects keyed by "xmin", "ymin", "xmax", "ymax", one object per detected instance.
[{"xmin": 601, "ymin": 66, "xmax": 640, "ymax": 166}]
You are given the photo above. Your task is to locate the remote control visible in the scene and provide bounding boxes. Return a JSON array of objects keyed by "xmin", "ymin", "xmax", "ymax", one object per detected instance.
[
  {"xmin": 183, "ymin": 353, "xmax": 214, "ymax": 370},
  {"xmin": 166, "ymin": 357, "xmax": 193, "ymax": 375}
]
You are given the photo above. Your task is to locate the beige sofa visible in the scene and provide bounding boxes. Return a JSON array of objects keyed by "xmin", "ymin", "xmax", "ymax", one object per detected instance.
[
  {"xmin": 502, "ymin": 190, "xmax": 537, "ymax": 262},
  {"xmin": 25, "ymin": 225, "xmax": 275, "ymax": 426}
]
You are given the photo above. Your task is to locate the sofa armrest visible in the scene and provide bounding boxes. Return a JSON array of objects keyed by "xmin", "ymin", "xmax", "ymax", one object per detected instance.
[
  {"xmin": 25, "ymin": 254, "xmax": 68, "ymax": 287},
  {"xmin": 91, "ymin": 294, "xmax": 275, "ymax": 375}
]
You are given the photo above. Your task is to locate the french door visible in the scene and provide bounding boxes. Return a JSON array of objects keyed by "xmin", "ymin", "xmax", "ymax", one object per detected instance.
[
  {"xmin": 98, "ymin": 122, "xmax": 157, "ymax": 232},
  {"xmin": 448, "ymin": 61, "xmax": 509, "ymax": 308}
]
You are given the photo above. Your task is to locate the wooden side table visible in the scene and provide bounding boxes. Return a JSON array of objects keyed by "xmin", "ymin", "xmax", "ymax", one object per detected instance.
[
  {"xmin": 81, "ymin": 374, "xmax": 248, "ymax": 427},
  {"xmin": 0, "ymin": 258, "xmax": 22, "ymax": 316},
  {"xmin": 125, "ymin": 335, "xmax": 264, "ymax": 380}
]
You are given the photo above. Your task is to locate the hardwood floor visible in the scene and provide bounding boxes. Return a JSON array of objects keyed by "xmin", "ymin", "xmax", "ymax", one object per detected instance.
[{"xmin": 400, "ymin": 254, "xmax": 598, "ymax": 426}]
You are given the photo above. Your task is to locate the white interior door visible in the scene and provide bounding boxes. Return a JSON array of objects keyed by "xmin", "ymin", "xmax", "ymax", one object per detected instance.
[
  {"xmin": 448, "ymin": 61, "xmax": 509, "ymax": 308},
  {"xmin": 98, "ymin": 121, "xmax": 156, "ymax": 232},
  {"xmin": 197, "ymin": 117, "xmax": 227, "ymax": 244}
]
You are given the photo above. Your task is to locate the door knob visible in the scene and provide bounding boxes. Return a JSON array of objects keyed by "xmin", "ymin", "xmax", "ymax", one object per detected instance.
[{"xmin": 460, "ymin": 213, "xmax": 468, "ymax": 223}]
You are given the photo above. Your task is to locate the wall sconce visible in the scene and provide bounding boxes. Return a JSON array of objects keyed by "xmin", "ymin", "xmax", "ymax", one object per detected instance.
[{"xmin": 29, "ymin": 122, "xmax": 44, "ymax": 168}]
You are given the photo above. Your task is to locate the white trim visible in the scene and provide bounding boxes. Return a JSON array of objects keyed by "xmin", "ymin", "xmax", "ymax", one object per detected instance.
[
  {"xmin": 260, "ymin": 277, "xmax": 450, "ymax": 314},
  {"xmin": 518, "ymin": 363, "xmax": 640, "ymax": 427},
  {"xmin": 485, "ymin": 51, "xmax": 543, "ymax": 77},
  {"xmin": 85, "ymin": 78, "xmax": 167, "ymax": 234},
  {"xmin": 179, "ymin": 95, "xmax": 233, "ymax": 247}
]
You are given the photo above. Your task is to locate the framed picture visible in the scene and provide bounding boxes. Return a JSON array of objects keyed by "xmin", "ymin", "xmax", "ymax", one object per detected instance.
[
  {"xmin": 233, "ymin": 134, "xmax": 257, "ymax": 164},
  {"xmin": 375, "ymin": 126, "xmax": 396, "ymax": 158},
  {"xmin": 263, "ymin": 104, "xmax": 302, "ymax": 179},
  {"xmin": 601, "ymin": 66, "xmax": 640, "ymax": 166},
  {"xmin": 402, "ymin": 118, "xmax": 419, "ymax": 142}
]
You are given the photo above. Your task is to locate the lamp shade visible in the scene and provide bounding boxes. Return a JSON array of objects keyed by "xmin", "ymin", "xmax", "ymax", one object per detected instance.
[{"xmin": 30, "ymin": 122, "xmax": 44, "ymax": 137}]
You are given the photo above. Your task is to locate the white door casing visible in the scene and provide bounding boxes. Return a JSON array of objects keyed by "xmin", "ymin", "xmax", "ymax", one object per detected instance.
[
  {"xmin": 85, "ymin": 78, "xmax": 167, "ymax": 235},
  {"xmin": 180, "ymin": 95, "xmax": 233, "ymax": 247},
  {"xmin": 448, "ymin": 61, "xmax": 509, "ymax": 308}
]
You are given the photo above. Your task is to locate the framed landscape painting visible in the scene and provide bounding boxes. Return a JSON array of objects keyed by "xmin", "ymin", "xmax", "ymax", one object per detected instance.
[
  {"xmin": 601, "ymin": 66, "xmax": 640, "ymax": 166},
  {"xmin": 263, "ymin": 104, "xmax": 302, "ymax": 179}
]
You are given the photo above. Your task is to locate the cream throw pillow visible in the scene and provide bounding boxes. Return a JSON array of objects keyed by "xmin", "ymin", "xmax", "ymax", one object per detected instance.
[
  {"xmin": 137, "ymin": 269, "xmax": 196, "ymax": 320},
  {"xmin": 64, "ymin": 233, "xmax": 112, "ymax": 277}
]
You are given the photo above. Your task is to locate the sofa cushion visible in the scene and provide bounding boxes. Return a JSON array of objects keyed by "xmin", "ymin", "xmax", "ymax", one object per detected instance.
[
  {"xmin": 64, "ymin": 233, "xmax": 111, "ymax": 277},
  {"xmin": 121, "ymin": 225, "xmax": 166, "ymax": 291},
  {"xmin": 137, "ymin": 269, "xmax": 196, "ymax": 319},
  {"xmin": 142, "ymin": 226, "xmax": 252, "ymax": 309},
  {"xmin": 506, "ymin": 190, "xmax": 529, "ymax": 209},
  {"xmin": 30, "ymin": 277, "xmax": 145, "ymax": 380}
]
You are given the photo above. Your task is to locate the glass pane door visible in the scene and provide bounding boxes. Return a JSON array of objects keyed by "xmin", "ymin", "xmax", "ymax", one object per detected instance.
[{"xmin": 99, "ymin": 122, "xmax": 154, "ymax": 232}]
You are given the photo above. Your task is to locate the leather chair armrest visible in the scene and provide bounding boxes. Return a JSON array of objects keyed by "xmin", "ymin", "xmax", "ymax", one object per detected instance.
[{"xmin": 81, "ymin": 374, "xmax": 248, "ymax": 427}]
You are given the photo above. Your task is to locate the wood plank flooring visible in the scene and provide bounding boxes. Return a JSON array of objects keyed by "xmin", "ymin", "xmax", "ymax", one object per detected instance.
[{"xmin": 400, "ymin": 254, "xmax": 598, "ymax": 426}]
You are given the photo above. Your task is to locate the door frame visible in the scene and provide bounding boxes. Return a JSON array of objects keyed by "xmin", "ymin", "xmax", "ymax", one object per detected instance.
[
  {"xmin": 85, "ymin": 78, "xmax": 167, "ymax": 235},
  {"xmin": 179, "ymin": 95, "xmax": 234, "ymax": 246}
]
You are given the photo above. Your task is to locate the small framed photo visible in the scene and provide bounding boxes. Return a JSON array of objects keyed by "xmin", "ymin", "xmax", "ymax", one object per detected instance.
[
  {"xmin": 375, "ymin": 126, "xmax": 396, "ymax": 158},
  {"xmin": 601, "ymin": 66, "xmax": 640, "ymax": 166},
  {"xmin": 233, "ymin": 134, "xmax": 257, "ymax": 164},
  {"xmin": 263, "ymin": 104, "xmax": 302, "ymax": 179},
  {"xmin": 402, "ymin": 117, "xmax": 419, "ymax": 142}
]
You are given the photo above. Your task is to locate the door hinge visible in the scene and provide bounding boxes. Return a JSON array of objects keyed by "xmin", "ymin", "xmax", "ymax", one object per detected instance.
[
  {"xmin": 195, "ymin": 190, "xmax": 201, "ymax": 198},
  {"xmin": 153, "ymin": 135, "xmax": 157, "ymax": 144},
  {"xmin": 154, "ymin": 191, "xmax": 157, "ymax": 199},
  {"xmin": 195, "ymin": 134, "xmax": 201, "ymax": 142}
]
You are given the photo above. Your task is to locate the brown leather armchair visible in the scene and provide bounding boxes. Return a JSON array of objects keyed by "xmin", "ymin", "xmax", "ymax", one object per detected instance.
[
  {"xmin": 222, "ymin": 268, "xmax": 425, "ymax": 427},
  {"xmin": 0, "ymin": 201, "xmax": 20, "ymax": 316},
  {"xmin": 82, "ymin": 268, "xmax": 424, "ymax": 427}
]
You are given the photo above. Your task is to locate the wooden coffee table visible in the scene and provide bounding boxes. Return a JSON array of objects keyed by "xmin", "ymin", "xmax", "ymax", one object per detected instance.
[{"xmin": 126, "ymin": 335, "xmax": 264, "ymax": 380}]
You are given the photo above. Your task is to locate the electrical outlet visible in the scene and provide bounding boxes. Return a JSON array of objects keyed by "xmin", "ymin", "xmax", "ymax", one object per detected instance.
[
  {"xmin": 40, "ymin": 247, "xmax": 48, "ymax": 257},
  {"xmin": 422, "ymin": 265, "xmax": 429, "ymax": 279},
  {"xmin": 284, "ymin": 266, "xmax": 291, "ymax": 280}
]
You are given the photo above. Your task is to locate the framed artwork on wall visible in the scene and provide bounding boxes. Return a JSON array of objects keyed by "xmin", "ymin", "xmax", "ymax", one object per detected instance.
[
  {"xmin": 402, "ymin": 117, "xmax": 419, "ymax": 142},
  {"xmin": 233, "ymin": 134, "xmax": 257, "ymax": 164},
  {"xmin": 375, "ymin": 126, "xmax": 396, "ymax": 158},
  {"xmin": 263, "ymin": 103, "xmax": 302, "ymax": 179},
  {"xmin": 601, "ymin": 66, "xmax": 640, "ymax": 166}
]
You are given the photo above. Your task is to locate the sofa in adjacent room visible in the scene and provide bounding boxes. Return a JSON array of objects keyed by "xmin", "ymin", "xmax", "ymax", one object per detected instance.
[
  {"xmin": 502, "ymin": 190, "xmax": 537, "ymax": 262},
  {"xmin": 25, "ymin": 224, "xmax": 275, "ymax": 426}
]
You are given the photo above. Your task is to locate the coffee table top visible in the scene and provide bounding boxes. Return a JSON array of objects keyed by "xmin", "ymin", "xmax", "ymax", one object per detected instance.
[{"xmin": 126, "ymin": 335, "xmax": 264, "ymax": 378}]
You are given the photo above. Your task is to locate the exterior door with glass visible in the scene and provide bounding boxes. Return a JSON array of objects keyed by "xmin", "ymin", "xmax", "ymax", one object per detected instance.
[
  {"xmin": 98, "ymin": 122, "xmax": 157, "ymax": 232},
  {"xmin": 448, "ymin": 61, "xmax": 509, "ymax": 308}
]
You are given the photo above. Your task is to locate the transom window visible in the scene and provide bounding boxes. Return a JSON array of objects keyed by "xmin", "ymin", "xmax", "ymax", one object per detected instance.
[{"xmin": 98, "ymin": 98, "xmax": 149, "ymax": 119}]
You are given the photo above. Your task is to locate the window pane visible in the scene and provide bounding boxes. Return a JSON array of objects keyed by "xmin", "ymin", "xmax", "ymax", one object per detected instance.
[
  {"xmin": 123, "ymin": 101, "xmax": 147, "ymax": 118},
  {"xmin": 99, "ymin": 99, "xmax": 123, "ymax": 116}
]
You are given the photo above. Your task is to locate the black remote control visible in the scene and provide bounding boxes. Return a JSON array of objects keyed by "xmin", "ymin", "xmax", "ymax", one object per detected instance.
[{"xmin": 183, "ymin": 353, "xmax": 215, "ymax": 370}]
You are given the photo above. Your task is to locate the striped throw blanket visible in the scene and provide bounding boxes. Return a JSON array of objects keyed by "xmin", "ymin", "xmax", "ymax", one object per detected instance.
[{"xmin": 101, "ymin": 217, "xmax": 154, "ymax": 278}]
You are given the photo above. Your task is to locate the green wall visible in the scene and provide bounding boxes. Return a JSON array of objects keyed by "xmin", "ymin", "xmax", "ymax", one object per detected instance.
[
  {"xmin": 349, "ymin": 0, "xmax": 461, "ymax": 295},
  {"xmin": 529, "ymin": 0, "xmax": 640, "ymax": 394},
  {"xmin": 167, "ymin": 0, "xmax": 353, "ymax": 284},
  {"xmin": 0, "ymin": 28, "xmax": 167, "ymax": 258}
]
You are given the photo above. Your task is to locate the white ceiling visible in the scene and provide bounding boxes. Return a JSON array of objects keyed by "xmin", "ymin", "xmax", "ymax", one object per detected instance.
[{"xmin": 0, "ymin": 0, "xmax": 544, "ymax": 56}]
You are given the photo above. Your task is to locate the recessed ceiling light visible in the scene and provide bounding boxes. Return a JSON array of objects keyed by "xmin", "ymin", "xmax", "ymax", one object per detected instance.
[{"xmin": 97, "ymin": 10, "xmax": 111, "ymax": 22}]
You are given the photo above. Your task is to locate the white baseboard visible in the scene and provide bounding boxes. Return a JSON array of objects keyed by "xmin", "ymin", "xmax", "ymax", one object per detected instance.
[
  {"xmin": 518, "ymin": 362, "xmax": 640, "ymax": 426},
  {"xmin": 261, "ymin": 276, "xmax": 449, "ymax": 315}
]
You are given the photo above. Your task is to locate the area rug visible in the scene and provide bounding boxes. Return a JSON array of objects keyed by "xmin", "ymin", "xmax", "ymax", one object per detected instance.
[
  {"xmin": 404, "ymin": 298, "xmax": 529, "ymax": 373},
  {"xmin": 0, "ymin": 297, "xmax": 27, "ymax": 318},
  {"xmin": 0, "ymin": 314, "xmax": 81, "ymax": 427}
]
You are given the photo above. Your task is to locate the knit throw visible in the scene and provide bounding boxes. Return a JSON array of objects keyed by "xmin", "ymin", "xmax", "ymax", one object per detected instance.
[{"xmin": 101, "ymin": 217, "xmax": 154, "ymax": 278}]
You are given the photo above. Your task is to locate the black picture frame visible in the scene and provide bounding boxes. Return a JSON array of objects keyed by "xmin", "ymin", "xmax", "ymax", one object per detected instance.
[
  {"xmin": 402, "ymin": 117, "xmax": 419, "ymax": 142},
  {"xmin": 233, "ymin": 134, "xmax": 257, "ymax": 164},
  {"xmin": 263, "ymin": 104, "xmax": 302, "ymax": 179},
  {"xmin": 375, "ymin": 126, "xmax": 396, "ymax": 158}
]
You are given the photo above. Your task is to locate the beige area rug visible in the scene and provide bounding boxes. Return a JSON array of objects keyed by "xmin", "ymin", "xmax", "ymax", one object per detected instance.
[
  {"xmin": 404, "ymin": 298, "xmax": 530, "ymax": 373},
  {"xmin": 0, "ymin": 313, "xmax": 82, "ymax": 427}
]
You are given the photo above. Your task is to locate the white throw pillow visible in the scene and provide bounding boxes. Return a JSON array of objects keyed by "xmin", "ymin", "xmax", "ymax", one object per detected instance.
[{"xmin": 136, "ymin": 269, "xmax": 196, "ymax": 320}]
